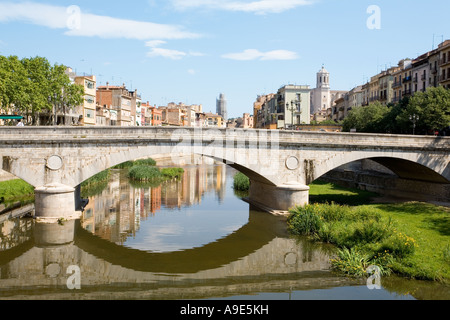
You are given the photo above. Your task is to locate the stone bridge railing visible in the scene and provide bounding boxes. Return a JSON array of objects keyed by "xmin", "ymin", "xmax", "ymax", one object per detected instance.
[{"xmin": 0, "ymin": 127, "xmax": 449, "ymax": 221}]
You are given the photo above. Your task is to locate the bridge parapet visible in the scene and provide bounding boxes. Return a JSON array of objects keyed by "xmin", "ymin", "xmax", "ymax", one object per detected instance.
[{"xmin": 0, "ymin": 127, "xmax": 449, "ymax": 221}]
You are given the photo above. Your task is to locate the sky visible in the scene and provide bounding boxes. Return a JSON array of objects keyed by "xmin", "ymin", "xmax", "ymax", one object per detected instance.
[{"xmin": 0, "ymin": 0, "xmax": 449, "ymax": 118}]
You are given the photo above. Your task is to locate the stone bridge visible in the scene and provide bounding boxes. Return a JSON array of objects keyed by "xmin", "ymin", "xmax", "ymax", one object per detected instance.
[{"xmin": 0, "ymin": 127, "xmax": 449, "ymax": 222}]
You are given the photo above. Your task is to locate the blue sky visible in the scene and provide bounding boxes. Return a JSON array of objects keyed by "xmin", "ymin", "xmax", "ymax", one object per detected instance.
[{"xmin": 0, "ymin": 0, "xmax": 448, "ymax": 118}]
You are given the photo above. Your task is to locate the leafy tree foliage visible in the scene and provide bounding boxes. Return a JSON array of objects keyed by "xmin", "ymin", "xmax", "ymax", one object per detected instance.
[
  {"xmin": 396, "ymin": 86, "xmax": 450, "ymax": 135},
  {"xmin": 343, "ymin": 87, "xmax": 450, "ymax": 135},
  {"xmin": 0, "ymin": 55, "xmax": 84, "ymax": 125},
  {"xmin": 342, "ymin": 102, "xmax": 389, "ymax": 133}
]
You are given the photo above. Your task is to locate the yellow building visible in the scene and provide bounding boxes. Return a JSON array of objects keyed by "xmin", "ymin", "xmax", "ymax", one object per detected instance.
[
  {"xmin": 75, "ymin": 74, "xmax": 97, "ymax": 126},
  {"xmin": 204, "ymin": 112, "xmax": 224, "ymax": 128}
]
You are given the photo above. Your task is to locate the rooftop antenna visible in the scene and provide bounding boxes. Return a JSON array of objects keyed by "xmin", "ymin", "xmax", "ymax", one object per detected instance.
[{"xmin": 432, "ymin": 34, "xmax": 444, "ymax": 49}]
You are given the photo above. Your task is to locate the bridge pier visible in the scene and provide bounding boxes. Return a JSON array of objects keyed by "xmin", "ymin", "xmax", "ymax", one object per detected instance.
[
  {"xmin": 248, "ymin": 180, "xmax": 310, "ymax": 214},
  {"xmin": 34, "ymin": 183, "xmax": 81, "ymax": 223}
]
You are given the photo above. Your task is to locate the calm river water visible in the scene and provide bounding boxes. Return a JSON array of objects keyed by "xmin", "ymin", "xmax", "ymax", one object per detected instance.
[{"xmin": 0, "ymin": 164, "xmax": 449, "ymax": 300}]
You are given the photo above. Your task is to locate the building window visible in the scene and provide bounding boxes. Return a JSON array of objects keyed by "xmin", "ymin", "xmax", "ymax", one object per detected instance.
[{"xmin": 85, "ymin": 81, "xmax": 95, "ymax": 89}]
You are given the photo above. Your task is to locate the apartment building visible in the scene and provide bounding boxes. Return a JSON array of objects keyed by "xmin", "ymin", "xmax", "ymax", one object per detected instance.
[
  {"xmin": 392, "ymin": 59, "xmax": 413, "ymax": 104},
  {"xmin": 438, "ymin": 40, "xmax": 450, "ymax": 89},
  {"xmin": 64, "ymin": 68, "xmax": 97, "ymax": 126},
  {"xmin": 412, "ymin": 52, "xmax": 430, "ymax": 94},
  {"xmin": 429, "ymin": 49, "xmax": 440, "ymax": 88},
  {"xmin": 378, "ymin": 67, "xmax": 397, "ymax": 105},
  {"xmin": 277, "ymin": 85, "xmax": 311, "ymax": 128},
  {"xmin": 74, "ymin": 74, "xmax": 97, "ymax": 126},
  {"xmin": 253, "ymin": 93, "xmax": 275, "ymax": 128},
  {"xmin": 96, "ymin": 83, "xmax": 133, "ymax": 127}
]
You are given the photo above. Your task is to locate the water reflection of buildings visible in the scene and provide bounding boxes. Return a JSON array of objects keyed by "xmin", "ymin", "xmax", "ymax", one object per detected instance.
[{"xmin": 81, "ymin": 164, "xmax": 228, "ymax": 245}]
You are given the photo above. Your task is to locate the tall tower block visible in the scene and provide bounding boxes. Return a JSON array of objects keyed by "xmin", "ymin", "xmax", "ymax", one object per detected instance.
[{"xmin": 216, "ymin": 93, "xmax": 228, "ymax": 121}]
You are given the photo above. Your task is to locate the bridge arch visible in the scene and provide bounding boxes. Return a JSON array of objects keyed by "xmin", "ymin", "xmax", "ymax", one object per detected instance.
[
  {"xmin": 313, "ymin": 152, "xmax": 450, "ymax": 185},
  {"xmin": 74, "ymin": 148, "xmax": 277, "ymax": 188}
]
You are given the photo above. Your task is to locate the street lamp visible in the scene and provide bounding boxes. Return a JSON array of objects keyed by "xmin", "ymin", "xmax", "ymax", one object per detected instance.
[
  {"xmin": 287, "ymin": 94, "xmax": 302, "ymax": 130},
  {"xmin": 286, "ymin": 102, "xmax": 296, "ymax": 130},
  {"xmin": 409, "ymin": 114, "xmax": 419, "ymax": 135}
]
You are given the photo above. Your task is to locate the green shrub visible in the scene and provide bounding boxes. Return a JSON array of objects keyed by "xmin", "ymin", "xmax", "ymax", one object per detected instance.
[
  {"xmin": 330, "ymin": 248, "xmax": 370, "ymax": 277},
  {"xmin": 128, "ymin": 165, "xmax": 162, "ymax": 181},
  {"xmin": 379, "ymin": 230, "xmax": 418, "ymax": 258},
  {"xmin": 112, "ymin": 161, "xmax": 135, "ymax": 169},
  {"xmin": 349, "ymin": 219, "xmax": 393, "ymax": 246},
  {"xmin": 443, "ymin": 245, "xmax": 450, "ymax": 263},
  {"xmin": 287, "ymin": 205, "xmax": 323, "ymax": 236},
  {"xmin": 134, "ymin": 158, "xmax": 157, "ymax": 166},
  {"xmin": 331, "ymin": 247, "xmax": 393, "ymax": 277},
  {"xmin": 161, "ymin": 167, "xmax": 184, "ymax": 179},
  {"xmin": 233, "ymin": 173, "xmax": 250, "ymax": 191},
  {"xmin": 81, "ymin": 170, "xmax": 110, "ymax": 187}
]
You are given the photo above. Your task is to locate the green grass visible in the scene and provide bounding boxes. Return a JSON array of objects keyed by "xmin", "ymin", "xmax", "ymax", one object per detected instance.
[
  {"xmin": 309, "ymin": 180, "xmax": 379, "ymax": 206},
  {"xmin": 288, "ymin": 181, "xmax": 450, "ymax": 283},
  {"xmin": 0, "ymin": 179, "xmax": 35, "ymax": 205},
  {"xmin": 372, "ymin": 202, "xmax": 450, "ymax": 282}
]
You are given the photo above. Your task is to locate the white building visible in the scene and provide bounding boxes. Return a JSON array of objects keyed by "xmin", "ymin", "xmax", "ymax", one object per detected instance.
[{"xmin": 310, "ymin": 66, "xmax": 346, "ymax": 116}]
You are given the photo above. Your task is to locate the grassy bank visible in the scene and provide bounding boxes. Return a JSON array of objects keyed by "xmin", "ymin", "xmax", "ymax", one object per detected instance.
[
  {"xmin": 230, "ymin": 174, "xmax": 450, "ymax": 283},
  {"xmin": 0, "ymin": 179, "xmax": 35, "ymax": 205},
  {"xmin": 287, "ymin": 181, "xmax": 450, "ymax": 283},
  {"xmin": 80, "ymin": 170, "xmax": 111, "ymax": 198}
]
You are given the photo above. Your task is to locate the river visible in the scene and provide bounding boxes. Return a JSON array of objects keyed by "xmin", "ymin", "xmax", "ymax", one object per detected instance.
[{"xmin": 0, "ymin": 163, "xmax": 449, "ymax": 300}]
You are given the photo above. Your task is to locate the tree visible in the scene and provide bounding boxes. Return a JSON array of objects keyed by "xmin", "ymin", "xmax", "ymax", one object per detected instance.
[
  {"xmin": 396, "ymin": 86, "xmax": 450, "ymax": 134},
  {"xmin": 21, "ymin": 56, "xmax": 53, "ymax": 122},
  {"xmin": 0, "ymin": 55, "xmax": 84, "ymax": 125},
  {"xmin": 380, "ymin": 98, "xmax": 410, "ymax": 134},
  {"xmin": 0, "ymin": 56, "xmax": 29, "ymax": 114},
  {"xmin": 342, "ymin": 102, "xmax": 389, "ymax": 133}
]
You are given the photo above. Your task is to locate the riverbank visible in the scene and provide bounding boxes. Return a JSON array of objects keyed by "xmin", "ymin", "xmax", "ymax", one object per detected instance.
[
  {"xmin": 233, "ymin": 174, "xmax": 450, "ymax": 284},
  {"xmin": 0, "ymin": 179, "xmax": 34, "ymax": 212},
  {"xmin": 290, "ymin": 181, "xmax": 450, "ymax": 284}
]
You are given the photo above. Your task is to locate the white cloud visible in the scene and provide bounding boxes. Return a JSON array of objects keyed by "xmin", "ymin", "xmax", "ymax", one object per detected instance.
[
  {"xmin": 146, "ymin": 40, "xmax": 168, "ymax": 48},
  {"xmin": 147, "ymin": 47, "xmax": 187, "ymax": 60},
  {"xmin": 171, "ymin": 0, "xmax": 315, "ymax": 14},
  {"xmin": 188, "ymin": 69, "xmax": 196, "ymax": 75},
  {"xmin": 145, "ymin": 41, "xmax": 205, "ymax": 60},
  {"xmin": 0, "ymin": 2, "xmax": 201, "ymax": 40},
  {"xmin": 188, "ymin": 51, "xmax": 206, "ymax": 57},
  {"xmin": 222, "ymin": 49, "xmax": 299, "ymax": 61}
]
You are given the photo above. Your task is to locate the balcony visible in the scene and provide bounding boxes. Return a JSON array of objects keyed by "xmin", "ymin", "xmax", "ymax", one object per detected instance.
[
  {"xmin": 403, "ymin": 89, "xmax": 412, "ymax": 96},
  {"xmin": 392, "ymin": 81, "xmax": 402, "ymax": 88},
  {"xmin": 439, "ymin": 57, "xmax": 450, "ymax": 67},
  {"xmin": 413, "ymin": 76, "xmax": 418, "ymax": 83},
  {"xmin": 421, "ymin": 74, "xmax": 427, "ymax": 81},
  {"xmin": 403, "ymin": 75, "xmax": 412, "ymax": 82}
]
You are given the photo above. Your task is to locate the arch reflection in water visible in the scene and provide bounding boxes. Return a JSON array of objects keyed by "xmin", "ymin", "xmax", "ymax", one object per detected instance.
[{"xmin": 81, "ymin": 164, "xmax": 251, "ymax": 252}]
